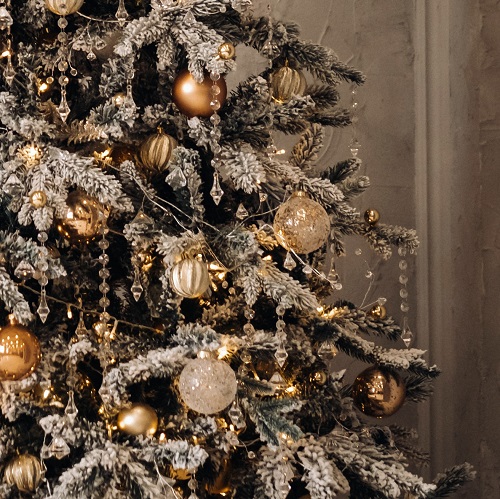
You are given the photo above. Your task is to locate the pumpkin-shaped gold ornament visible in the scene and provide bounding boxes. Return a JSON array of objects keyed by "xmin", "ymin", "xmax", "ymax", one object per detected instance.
[
  {"xmin": 170, "ymin": 258, "xmax": 210, "ymax": 298},
  {"xmin": 4, "ymin": 454, "xmax": 43, "ymax": 493},
  {"xmin": 45, "ymin": 0, "xmax": 84, "ymax": 16},
  {"xmin": 139, "ymin": 129, "xmax": 178, "ymax": 175},
  {"xmin": 270, "ymin": 65, "xmax": 307, "ymax": 104}
]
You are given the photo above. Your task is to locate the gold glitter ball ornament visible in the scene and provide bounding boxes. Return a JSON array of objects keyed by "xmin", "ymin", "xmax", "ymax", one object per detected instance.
[
  {"xmin": 270, "ymin": 65, "xmax": 307, "ymax": 104},
  {"xmin": 273, "ymin": 191, "xmax": 330, "ymax": 254},
  {"xmin": 178, "ymin": 357, "xmax": 237, "ymax": 414},
  {"xmin": 352, "ymin": 365, "xmax": 406, "ymax": 418},
  {"xmin": 172, "ymin": 69, "xmax": 227, "ymax": 118},
  {"xmin": 29, "ymin": 190, "xmax": 47, "ymax": 209},
  {"xmin": 4, "ymin": 454, "xmax": 43, "ymax": 493},
  {"xmin": 364, "ymin": 208, "xmax": 380, "ymax": 225},
  {"xmin": 117, "ymin": 403, "xmax": 158, "ymax": 437},
  {"xmin": 45, "ymin": 0, "xmax": 84, "ymax": 16},
  {"xmin": 57, "ymin": 191, "xmax": 109, "ymax": 243},
  {"xmin": 0, "ymin": 317, "xmax": 41, "ymax": 381},
  {"xmin": 218, "ymin": 42, "xmax": 236, "ymax": 60}
]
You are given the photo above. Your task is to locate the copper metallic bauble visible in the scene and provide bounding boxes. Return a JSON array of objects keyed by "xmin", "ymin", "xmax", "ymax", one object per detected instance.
[
  {"xmin": 45, "ymin": 0, "xmax": 84, "ymax": 16},
  {"xmin": 273, "ymin": 191, "xmax": 330, "ymax": 254},
  {"xmin": 0, "ymin": 318, "xmax": 41, "ymax": 381},
  {"xmin": 29, "ymin": 190, "xmax": 47, "ymax": 209},
  {"xmin": 4, "ymin": 454, "xmax": 43, "ymax": 493},
  {"xmin": 352, "ymin": 365, "xmax": 406, "ymax": 418},
  {"xmin": 139, "ymin": 129, "xmax": 178, "ymax": 175},
  {"xmin": 170, "ymin": 258, "xmax": 210, "ymax": 298},
  {"xmin": 270, "ymin": 65, "xmax": 307, "ymax": 104},
  {"xmin": 172, "ymin": 69, "xmax": 227, "ymax": 118},
  {"xmin": 369, "ymin": 304, "xmax": 387, "ymax": 320},
  {"xmin": 364, "ymin": 208, "xmax": 380, "ymax": 225},
  {"xmin": 117, "ymin": 403, "xmax": 158, "ymax": 437},
  {"xmin": 178, "ymin": 357, "xmax": 237, "ymax": 415},
  {"xmin": 57, "ymin": 191, "xmax": 109, "ymax": 242},
  {"xmin": 218, "ymin": 42, "xmax": 236, "ymax": 60}
]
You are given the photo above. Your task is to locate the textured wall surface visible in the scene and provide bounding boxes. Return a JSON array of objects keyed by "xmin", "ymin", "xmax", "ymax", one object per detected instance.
[{"xmin": 240, "ymin": 1, "xmax": 500, "ymax": 496}]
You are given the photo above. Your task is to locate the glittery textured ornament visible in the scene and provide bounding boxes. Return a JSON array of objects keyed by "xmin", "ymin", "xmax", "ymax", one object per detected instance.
[
  {"xmin": 172, "ymin": 69, "xmax": 227, "ymax": 118},
  {"xmin": 352, "ymin": 366, "xmax": 406, "ymax": 418},
  {"xmin": 0, "ymin": 317, "xmax": 41, "ymax": 381},
  {"xmin": 4, "ymin": 454, "xmax": 43, "ymax": 493},
  {"xmin": 117, "ymin": 403, "xmax": 158, "ymax": 437},
  {"xmin": 179, "ymin": 357, "xmax": 237, "ymax": 414},
  {"xmin": 273, "ymin": 191, "xmax": 330, "ymax": 254}
]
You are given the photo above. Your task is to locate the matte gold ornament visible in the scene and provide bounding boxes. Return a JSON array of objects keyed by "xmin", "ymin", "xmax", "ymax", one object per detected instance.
[
  {"xmin": 29, "ymin": 190, "xmax": 47, "ymax": 208},
  {"xmin": 273, "ymin": 191, "xmax": 330, "ymax": 254},
  {"xmin": 270, "ymin": 65, "xmax": 307, "ymax": 104},
  {"xmin": 352, "ymin": 365, "xmax": 406, "ymax": 418},
  {"xmin": 45, "ymin": 0, "xmax": 84, "ymax": 15},
  {"xmin": 57, "ymin": 191, "xmax": 109, "ymax": 242},
  {"xmin": 0, "ymin": 317, "xmax": 41, "ymax": 381},
  {"xmin": 170, "ymin": 258, "xmax": 210, "ymax": 298},
  {"xmin": 117, "ymin": 403, "xmax": 158, "ymax": 437},
  {"xmin": 139, "ymin": 128, "xmax": 178, "ymax": 175},
  {"xmin": 218, "ymin": 42, "xmax": 236, "ymax": 60},
  {"xmin": 369, "ymin": 304, "xmax": 387, "ymax": 320},
  {"xmin": 364, "ymin": 208, "xmax": 380, "ymax": 225},
  {"xmin": 4, "ymin": 454, "xmax": 43, "ymax": 493},
  {"xmin": 172, "ymin": 69, "xmax": 227, "ymax": 118},
  {"xmin": 178, "ymin": 357, "xmax": 237, "ymax": 414}
]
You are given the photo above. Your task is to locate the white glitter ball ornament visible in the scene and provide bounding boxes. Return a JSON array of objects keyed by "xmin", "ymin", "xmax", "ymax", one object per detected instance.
[{"xmin": 178, "ymin": 358, "xmax": 237, "ymax": 414}]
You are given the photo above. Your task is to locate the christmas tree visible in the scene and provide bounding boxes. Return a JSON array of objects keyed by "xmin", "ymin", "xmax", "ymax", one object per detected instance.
[{"xmin": 0, "ymin": 1, "xmax": 474, "ymax": 498}]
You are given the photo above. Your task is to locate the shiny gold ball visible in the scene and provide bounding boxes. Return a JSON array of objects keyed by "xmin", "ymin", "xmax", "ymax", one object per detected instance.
[
  {"xmin": 310, "ymin": 371, "xmax": 328, "ymax": 385},
  {"xmin": 139, "ymin": 129, "xmax": 178, "ymax": 175},
  {"xmin": 4, "ymin": 454, "xmax": 43, "ymax": 493},
  {"xmin": 218, "ymin": 42, "xmax": 236, "ymax": 60},
  {"xmin": 112, "ymin": 92, "xmax": 126, "ymax": 108},
  {"xmin": 172, "ymin": 69, "xmax": 227, "ymax": 118},
  {"xmin": 29, "ymin": 191, "xmax": 47, "ymax": 209},
  {"xmin": 352, "ymin": 365, "xmax": 406, "ymax": 418},
  {"xmin": 270, "ymin": 65, "xmax": 307, "ymax": 104},
  {"xmin": 273, "ymin": 191, "xmax": 330, "ymax": 254},
  {"xmin": 57, "ymin": 191, "xmax": 109, "ymax": 243},
  {"xmin": 369, "ymin": 304, "xmax": 387, "ymax": 320},
  {"xmin": 117, "ymin": 403, "xmax": 158, "ymax": 437},
  {"xmin": 170, "ymin": 258, "xmax": 211, "ymax": 298},
  {"xmin": 0, "ymin": 320, "xmax": 41, "ymax": 381},
  {"xmin": 45, "ymin": 0, "xmax": 84, "ymax": 16},
  {"xmin": 364, "ymin": 208, "xmax": 380, "ymax": 225}
]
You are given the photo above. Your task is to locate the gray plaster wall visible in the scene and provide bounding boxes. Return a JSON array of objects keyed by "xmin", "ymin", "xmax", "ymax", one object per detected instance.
[{"xmin": 241, "ymin": 0, "xmax": 499, "ymax": 496}]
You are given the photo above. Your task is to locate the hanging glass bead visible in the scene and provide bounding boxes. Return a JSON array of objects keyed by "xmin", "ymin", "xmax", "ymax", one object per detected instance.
[
  {"xmin": 37, "ymin": 290, "xmax": 50, "ymax": 323},
  {"xmin": 210, "ymin": 172, "xmax": 224, "ymax": 205},
  {"xmin": 49, "ymin": 436, "xmax": 70, "ymax": 459},
  {"xmin": 236, "ymin": 203, "xmax": 249, "ymax": 220},
  {"xmin": 0, "ymin": 6, "xmax": 13, "ymax": 29},
  {"xmin": 3, "ymin": 174, "xmax": 23, "ymax": 196},
  {"xmin": 228, "ymin": 401, "xmax": 245, "ymax": 428},
  {"xmin": 317, "ymin": 340, "xmax": 338, "ymax": 360},
  {"xmin": 57, "ymin": 90, "xmax": 70, "ymax": 122},
  {"xmin": 115, "ymin": 0, "xmax": 128, "ymax": 26},
  {"xmin": 14, "ymin": 260, "xmax": 35, "ymax": 280},
  {"xmin": 64, "ymin": 390, "xmax": 78, "ymax": 421},
  {"xmin": 283, "ymin": 251, "xmax": 296, "ymax": 271},
  {"xmin": 131, "ymin": 270, "xmax": 143, "ymax": 302},
  {"xmin": 274, "ymin": 344, "xmax": 288, "ymax": 367}
]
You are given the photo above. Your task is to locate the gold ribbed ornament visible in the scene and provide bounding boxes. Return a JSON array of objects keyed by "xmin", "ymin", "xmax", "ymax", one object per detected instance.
[
  {"xmin": 45, "ymin": 0, "xmax": 84, "ymax": 15},
  {"xmin": 270, "ymin": 65, "xmax": 307, "ymax": 104},
  {"xmin": 352, "ymin": 365, "xmax": 406, "ymax": 418},
  {"xmin": 139, "ymin": 129, "xmax": 177, "ymax": 175},
  {"xmin": 4, "ymin": 454, "xmax": 43, "ymax": 493},
  {"xmin": 170, "ymin": 258, "xmax": 210, "ymax": 298}
]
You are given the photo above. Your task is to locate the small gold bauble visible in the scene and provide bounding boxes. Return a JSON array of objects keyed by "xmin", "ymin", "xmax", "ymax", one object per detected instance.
[
  {"xmin": 369, "ymin": 304, "xmax": 387, "ymax": 320},
  {"xmin": 117, "ymin": 403, "xmax": 158, "ymax": 437},
  {"xmin": 352, "ymin": 365, "xmax": 406, "ymax": 418},
  {"xmin": 270, "ymin": 65, "xmax": 307, "ymax": 104},
  {"xmin": 29, "ymin": 190, "xmax": 47, "ymax": 209},
  {"xmin": 170, "ymin": 258, "xmax": 210, "ymax": 298},
  {"xmin": 218, "ymin": 42, "xmax": 236, "ymax": 60},
  {"xmin": 45, "ymin": 0, "xmax": 84, "ymax": 15},
  {"xmin": 0, "ymin": 317, "xmax": 41, "ymax": 381},
  {"xmin": 273, "ymin": 191, "xmax": 330, "ymax": 254},
  {"xmin": 364, "ymin": 208, "xmax": 380, "ymax": 225},
  {"xmin": 57, "ymin": 191, "xmax": 109, "ymax": 243},
  {"xmin": 4, "ymin": 454, "xmax": 43, "ymax": 493},
  {"xmin": 112, "ymin": 92, "xmax": 126, "ymax": 108},
  {"xmin": 139, "ymin": 129, "xmax": 178, "ymax": 175},
  {"xmin": 172, "ymin": 69, "xmax": 227, "ymax": 118},
  {"xmin": 310, "ymin": 371, "xmax": 328, "ymax": 385}
]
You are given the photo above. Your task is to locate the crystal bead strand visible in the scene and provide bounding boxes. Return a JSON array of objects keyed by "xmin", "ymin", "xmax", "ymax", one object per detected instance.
[
  {"xmin": 274, "ymin": 304, "xmax": 288, "ymax": 367},
  {"xmin": 0, "ymin": 1, "xmax": 15, "ymax": 85},
  {"xmin": 56, "ymin": 16, "xmax": 71, "ymax": 121},
  {"xmin": 36, "ymin": 231, "xmax": 50, "ymax": 323},
  {"xmin": 398, "ymin": 247, "xmax": 413, "ymax": 347},
  {"xmin": 209, "ymin": 70, "xmax": 224, "ymax": 205},
  {"xmin": 349, "ymin": 85, "xmax": 361, "ymax": 157},
  {"xmin": 98, "ymin": 223, "xmax": 111, "ymax": 328}
]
